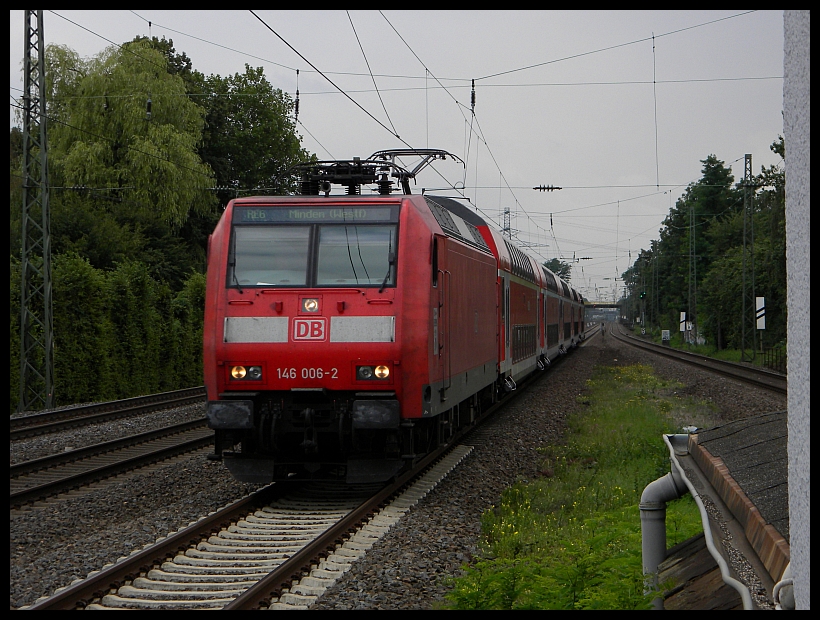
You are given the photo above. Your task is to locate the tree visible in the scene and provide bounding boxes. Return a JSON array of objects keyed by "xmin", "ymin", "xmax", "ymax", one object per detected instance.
[
  {"xmin": 622, "ymin": 142, "xmax": 786, "ymax": 351},
  {"xmin": 196, "ymin": 64, "xmax": 313, "ymax": 206},
  {"xmin": 543, "ymin": 258, "xmax": 572, "ymax": 282},
  {"xmin": 45, "ymin": 40, "xmax": 216, "ymax": 228}
]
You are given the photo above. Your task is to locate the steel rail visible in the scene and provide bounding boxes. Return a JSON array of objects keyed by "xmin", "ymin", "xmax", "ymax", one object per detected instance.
[
  {"xmin": 225, "ymin": 351, "xmax": 571, "ymax": 609},
  {"xmin": 10, "ymin": 418, "xmax": 207, "ymax": 478},
  {"xmin": 25, "ymin": 483, "xmax": 284, "ymax": 610},
  {"xmin": 10, "ymin": 387, "xmax": 206, "ymax": 439},
  {"xmin": 25, "ymin": 345, "xmax": 579, "ymax": 610},
  {"xmin": 611, "ymin": 325, "xmax": 786, "ymax": 394},
  {"xmin": 10, "ymin": 429, "xmax": 213, "ymax": 508}
]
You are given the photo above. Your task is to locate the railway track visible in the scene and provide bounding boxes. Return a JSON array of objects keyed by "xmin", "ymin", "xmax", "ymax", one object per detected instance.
[
  {"xmin": 609, "ymin": 324, "xmax": 787, "ymax": 395},
  {"xmin": 25, "ymin": 444, "xmax": 473, "ymax": 610},
  {"xmin": 10, "ymin": 387, "xmax": 207, "ymax": 440},
  {"xmin": 10, "ymin": 420, "xmax": 213, "ymax": 509}
]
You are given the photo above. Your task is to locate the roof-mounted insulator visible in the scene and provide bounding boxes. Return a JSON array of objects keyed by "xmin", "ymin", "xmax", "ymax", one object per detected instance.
[{"xmin": 295, "ymin": 69, "xmax": 300, "ymax": 123}]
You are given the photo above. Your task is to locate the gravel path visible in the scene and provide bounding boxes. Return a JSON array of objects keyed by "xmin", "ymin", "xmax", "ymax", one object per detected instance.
[{"xmin": 9, "ymin": 331, "xmax": 786, "ymax": 610}]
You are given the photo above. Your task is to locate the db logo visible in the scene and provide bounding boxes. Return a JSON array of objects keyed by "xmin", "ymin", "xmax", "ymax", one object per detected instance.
[{"xmin": 293, "ymin": 318, "xmax": 326, "ymax": 341}]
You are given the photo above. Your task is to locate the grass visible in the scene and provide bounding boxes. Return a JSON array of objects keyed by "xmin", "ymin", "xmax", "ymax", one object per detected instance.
[{"xmin": 441, "ymin": 363, "xmax": 704, "ymax": 610}]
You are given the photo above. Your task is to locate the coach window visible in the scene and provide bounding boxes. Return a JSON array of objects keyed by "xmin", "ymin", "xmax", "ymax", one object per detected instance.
[
  {"xmin": 231, "ymin": 226, "xmax": 310, "ymax": 286},
  {"xmin": 316, "ymin": 225, "xmax": 396, "ymax": 287}
]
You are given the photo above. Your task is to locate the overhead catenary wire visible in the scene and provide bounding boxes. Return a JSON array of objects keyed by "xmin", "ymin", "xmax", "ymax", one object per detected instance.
[
  {"xmin": 346, "ymin": 11, "xmax": 400, "ymax": 138},
  {"xmin": 48, "ymin": 10, "xmax": 171, "ymax": 76},
  {"xmin": 10, "ymin": 74, "xmax": 784, "ymax": 102},
  {"xmin": 248, "ymin": 10, "xmax": 401, "ymax": 142},
  {"xmin": 248, "ymin": 10, "xmax": 469, "ymax": 205},
  {"xmin": 25, "ymin": 10, "xmax": 459, "ymax": 201},
  {"xmin": 376, "ymin": 9, "xmax": 476, "ymax": 184},
  {"xmin": 39, "ymin": 4, "xmax": 777, "ymax": 186},
  {"xmin": 129, "ymin": 9, "xmax": 765, "ymax": 90},
  {"xmin": 296, "ymin": 119, "xmax": 334, "ymax": 160},
  {"xmin": 473, "ymin": 10, "xmax": 757, "ymax": 82}
]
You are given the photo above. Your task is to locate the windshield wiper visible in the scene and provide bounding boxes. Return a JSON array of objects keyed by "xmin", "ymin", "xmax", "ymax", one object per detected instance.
[
  {"xmin": 230, "ymin": 233, "xmax": 243, "ymax": 293},
  {"xmin": 378, "ymin": 251, "xmax": 396, "ymax": 294},
  {"xmin": 231, "ymin": 262, "xmax": 243, "ymax": 294}
]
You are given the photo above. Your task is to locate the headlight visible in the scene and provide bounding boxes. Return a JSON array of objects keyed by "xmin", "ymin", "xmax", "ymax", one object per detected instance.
[
  {"xmin": 302, "ymin": 298, "xmax": 319, "ymax": 312},
  {"xmin": 357, "ymin": 365, "xmax": 390, "ymax": 381},
  {"xmin": 231, "ymin": 365, "xmax": 262, "ymax": 380}
]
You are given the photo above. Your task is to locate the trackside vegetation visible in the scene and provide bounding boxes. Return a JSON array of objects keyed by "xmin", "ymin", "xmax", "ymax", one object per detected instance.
[
  {"xmin": 9, "ymin": 254, "xmax": 206, "ymax": 409},
  {"xmin": 619, "ymin": 140, "xmax": 786, "ymax": 354},
  {"xmin": 443, "ymin": 363, "xmax": 703, "ymax": 610}
]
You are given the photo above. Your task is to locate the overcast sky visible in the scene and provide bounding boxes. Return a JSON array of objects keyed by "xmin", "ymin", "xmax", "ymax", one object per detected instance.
[{"xmin": 10, "ymin": 10, "xmax": 785, "ymax": 301}]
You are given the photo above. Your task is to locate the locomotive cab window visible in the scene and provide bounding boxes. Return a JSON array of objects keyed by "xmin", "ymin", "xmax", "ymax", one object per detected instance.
[
  {"xmin": 316, "ymin": 225, "xmax": 396, "ymax": 286},
  {"xmin": 229, "ymin": 205, "xmax": 399, "ymax": 289},
  {"xmin": 232, "ymin": 226, "xmax": 310, "ymax": 286}
]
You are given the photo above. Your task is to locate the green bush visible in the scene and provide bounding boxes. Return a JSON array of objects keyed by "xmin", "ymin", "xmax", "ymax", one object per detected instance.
[
  {"xmin": 11, "ymin": 257, "xmax": 206, "ymax": 412},
  {"xmin": 53, "ymin": 253, "xmax": 117, "ymax": 403}
]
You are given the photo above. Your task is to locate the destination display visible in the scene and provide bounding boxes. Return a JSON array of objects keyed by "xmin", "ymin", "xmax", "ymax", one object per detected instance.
[{"xmin": 234, "ymin": 205, "xmax": 397, "ymax": 224}]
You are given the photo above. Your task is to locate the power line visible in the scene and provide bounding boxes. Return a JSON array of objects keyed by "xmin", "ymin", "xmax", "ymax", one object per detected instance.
[
  {"xmin": 249, "ymin": 10, "xmax": 402, "ymax": 142},
  {"xmin": 130, "ymin": 10, "xmax": 469, "ymax": 82},
  {"xmin": 29, "ymin": 11, "xmax": 770, "ymax": 276},
  {"xmin": 376, "ymin": 8, "xmax": 477, "ymax": 186},
  {"xmin": 247, "ymin": 10, "xmax": 468, "ymax": 201},
  {"xmin": 296, "ymin": 119, "xmax": 334, "ymax": 160},
  {"xmin": 652, "ymin": 32, "xmax": 660, "ymax": 189},
  {"xmin": 10, "ymin": 73, "xmax": 785, "ymax": 103},
  {"xmin": 378, "ymin": 11, "xmax": 469, "ymax": 115},
  {"xmin": 129, "ymin": 10, "xmax": 298, "ymax": 73},
  {"xmin": 65, "ymin": 10, "xmax": 773, "ymax": 91},
  {"xmin": 47, "ymin": 10, "xmax": 172, "ymax": 76},
  {"xmin": 346, "ymin": 11, "xmax": 399, "ymax": 138},
  {"xmin": 474, "ymin": 10, "xmax": 757, "ymax": 81}
]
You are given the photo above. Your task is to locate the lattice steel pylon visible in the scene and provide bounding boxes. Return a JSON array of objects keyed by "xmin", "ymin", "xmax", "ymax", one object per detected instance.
[
  {"xmin": 740, "ymin": 154, "xmax": 756, "ymax": 362},
  {"xmin": 18, "ymin": 10, "xmax": 54, "ymax": 411}
]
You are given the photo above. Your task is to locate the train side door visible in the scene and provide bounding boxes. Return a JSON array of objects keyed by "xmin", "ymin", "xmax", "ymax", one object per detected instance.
[
  {"xmin": 500, "ymin": 274, "xmax": 511, "ymax": 373},
  {"xmin": 543, "ymin": 292, "xmax": 548, "ymax": 350},
  {"xmin": 432, "ymin": 235, "xmax": 449, "ymax": 397}
]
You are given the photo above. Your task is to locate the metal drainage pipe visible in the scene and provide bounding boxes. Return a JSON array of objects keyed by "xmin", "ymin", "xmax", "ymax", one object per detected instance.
[
  {"xmin": 640, "ymin": 454, "xmax": 689, "ymax": 608},
  {"xmin": 640, "ymin": 434, "xmax": 754, "ymax": 610}
]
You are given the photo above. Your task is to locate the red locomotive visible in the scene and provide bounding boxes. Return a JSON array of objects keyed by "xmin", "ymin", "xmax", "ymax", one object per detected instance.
[{"xmin": 203, "ymin": 150, "xmax": 585, "ymax": 484}]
